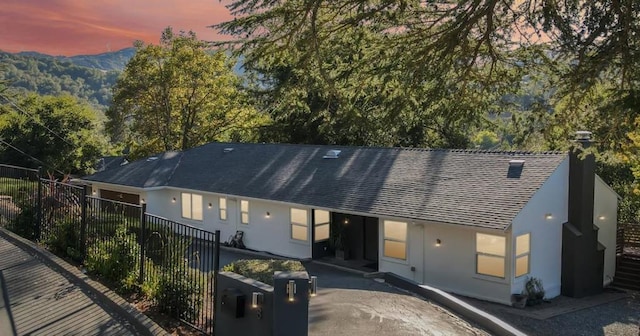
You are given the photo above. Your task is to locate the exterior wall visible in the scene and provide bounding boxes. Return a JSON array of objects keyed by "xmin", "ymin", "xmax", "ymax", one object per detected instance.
[
  {"xmin": 378, "ymin": 219, "xmax": 424, "ymax": 283},
  {"xmin": 594, "ymin": 175, "xmax": 618, "ymax": 285},
  {"xmin": 511, "ymin": 157, "xmax": 569, "ymax": 299},
  {"xmin": 145, "ymin": 188, "xmax": 313, "ymax": 259},
  {"xmin": 422, "ymin": 223, "xmax": 512, "ymax": 305}
]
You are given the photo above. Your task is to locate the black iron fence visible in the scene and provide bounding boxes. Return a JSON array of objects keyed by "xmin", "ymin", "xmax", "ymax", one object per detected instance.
[{"xmin": 0, "ymin": 164, "xmax": 221, "ymax": 334}]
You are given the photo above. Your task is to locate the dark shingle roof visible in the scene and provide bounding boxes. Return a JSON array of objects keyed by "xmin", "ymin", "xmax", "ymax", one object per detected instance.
[{"xmin": 83, "ymin": 143, "xmax": 567, "ymax": 230}]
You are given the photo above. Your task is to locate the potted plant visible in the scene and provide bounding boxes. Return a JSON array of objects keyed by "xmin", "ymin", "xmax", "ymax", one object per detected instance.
[
  {"xmin": 523, "ymin": 277, "xmax": 545, "ymax": 306},
  {"xmin": 330, "ymin": 224, "xmax": 349, "ymax": 260},
  {"xmin": 510, "ymin": 293, "xmax": 528, "ymax": 308}
]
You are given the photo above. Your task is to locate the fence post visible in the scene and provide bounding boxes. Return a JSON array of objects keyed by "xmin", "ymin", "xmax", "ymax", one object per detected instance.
[
  {"xmin": 35, "ymin": 166, "xmax": 42, "ymax": 241},
  {"xmin": 213, "ymin": 229, "xmax": 220, "ymax": 334},
  {"xmin": 139, "ymin": 203, "xmax": 147, "ymax": 285},
  {"xmin": 80, "ymin": 185, "xmax": 89, "ymax": 262}
]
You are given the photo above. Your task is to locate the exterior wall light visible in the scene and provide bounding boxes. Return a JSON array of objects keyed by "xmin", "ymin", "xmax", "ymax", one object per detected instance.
[
  {"xmin": 309, "ymin": 276, "xmax": 318, "ymax": 297},
  {"xmin": 92, "ymin": 190, "xmax": 97, "ymax": 195},
  {"xmin": 208, "ymin": 203, "xmax": 213, "ymax": 209},
  {"xmin": 598, "ymin": 215, "xmax": 606, "ymax": 221},
  {"xmin": 266, "ymin": 211, "xmax": 270, "ymax": 218},
  {"xmin": 286, "ymin": 280, "xmax": 296, "ymax": 302},
  {"xmin": 172, "ymin": 197, "xmax": 176, "ymax": 203},
  {"xmin": 343, "ymin": 218, "xmax": 349, "ymax": 225},
  {"xmin": 140, "ymin": 199, "xmax": 146, "ymax": 204},
  {"xmin": 435, "ymin": 239, "xmax": 441, "ymax": 247},
  {"xmin": 251, "ymin": 292, "xmax": 264, "ymax": 308},
  {"xmin": 544, "ymin": 213, "xmax": 553, "ymax": 220}
]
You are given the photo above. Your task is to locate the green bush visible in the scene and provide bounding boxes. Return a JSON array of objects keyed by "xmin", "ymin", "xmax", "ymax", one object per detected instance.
[
  {"xmin": 45, "ymin": 217, "xmax": 82, "ymax": 262},
  {"xmin": 156, "ymin": 265, "xmax": 203, "ymax": 320},
  {"xmin": 9, "ymin": 203, "xmax": 37, "ymax": 240},
  {"xmin": 85, "ymin": 226, "xmax": 140, "ymax": 290},
  {"xmin": 223, "ymin": 259, "xmax": 306, "ymax": 286}
]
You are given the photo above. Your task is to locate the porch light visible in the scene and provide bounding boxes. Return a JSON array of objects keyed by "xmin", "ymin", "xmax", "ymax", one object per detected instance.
[
  {"xmin": 309, "ymin": 276, "xmax": 318, "ymax": 297},
  {"xmin": 92, "ymin": 190, "xmax": 97, "ymax": 195},
  {"xmin": 435, "ymin": 239, "xmax": 441, "ymax": 247},
  {"xmin": 544, "ymin": 213, "xmax": 553, "ymax": 220},
  {"xmin": 208, "ymin": 203, "xmax": 213, "ymax": 209},
  {"xmin": 172, "ymin": 197, "xmax": 176, "ymax": 203},
  {"xmin": 266, "ymin": 211, "xmax": 271, "ymax": 218},
  {"xmin": 286, "ymin": 280, "xmax": 296, "ymax": 302},
  {"xmin": 251, "ymin": 292, "xmax": 264, "ymax": 308},
  {"xmin": 343, "ymin": 218, "xmax": 349, "ymax": 225}
]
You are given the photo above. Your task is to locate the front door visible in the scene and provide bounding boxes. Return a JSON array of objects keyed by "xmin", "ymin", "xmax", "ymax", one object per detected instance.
[{"xmin": 312, "ymin": 209, "xmax": 331, "ymax": 258}]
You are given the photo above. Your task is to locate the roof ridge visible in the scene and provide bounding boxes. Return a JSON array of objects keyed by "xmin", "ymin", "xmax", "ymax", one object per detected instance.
[{"xmin": 191, "ymin": 141, "xmax": 567, "ymax": 155}]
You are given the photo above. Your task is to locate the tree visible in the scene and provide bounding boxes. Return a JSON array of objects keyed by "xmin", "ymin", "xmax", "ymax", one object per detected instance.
[
  {"xmin": 107, "ymin": 27, "xmax": 267, "ymax": 158},
  {"xmin": 0, "ymin": 93, "xmax": 109, "ymax": 175}
]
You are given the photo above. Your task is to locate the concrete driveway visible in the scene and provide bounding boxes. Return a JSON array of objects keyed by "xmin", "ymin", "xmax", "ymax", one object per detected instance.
[{"xmin": 219, "ymin": 249, "xmax": 488, "ymax": 336}]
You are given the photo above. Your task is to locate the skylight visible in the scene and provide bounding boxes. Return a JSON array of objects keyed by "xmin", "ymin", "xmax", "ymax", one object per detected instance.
[{"xmin": 323, "ymin": 150, "xmax": 342, "ymax": 159}]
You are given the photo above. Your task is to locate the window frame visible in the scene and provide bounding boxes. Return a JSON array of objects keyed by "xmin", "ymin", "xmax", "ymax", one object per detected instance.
[
  {"xmin": 475, "ymin": 233, "xmax": 506, "ymax": 279},
  {"xmin": 219, "ymin": 197, "xmax": 227, "ymax": 221},
  {"xmin": 313, "ymin": 209, "xmax": 330, "ymax": 242},
  {"xmin": 181, "ymin": 192, "xmax": 203, "ymax": 221},
  {"xmin": 382, "ymin": 220, "xmax": 408, "ymax": 261},
  {"xmin": 514, "ymin": 233, "xmax": 531, "ymax": 278},
  {"xmin": 290, "ymin": 208, "xmax": 309, "ymax": 242},
  {"xmin": 240, "ymin": 200, "xmax": 249, "ymax": 224}
]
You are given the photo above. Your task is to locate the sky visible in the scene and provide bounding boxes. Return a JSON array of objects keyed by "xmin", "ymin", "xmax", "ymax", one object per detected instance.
[{"xmin": 0, "ymin": 0, "xmax": 233, "ymax": 56}]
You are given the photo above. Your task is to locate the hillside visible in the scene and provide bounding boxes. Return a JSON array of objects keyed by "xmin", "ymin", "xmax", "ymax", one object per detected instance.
[
  {"xmin": 0, "ymin": 51, "xmax": 121, "ymax": 111},
  {"xmin": 16, "ymin": 48, "xmax": 135, "ymax": 72}
]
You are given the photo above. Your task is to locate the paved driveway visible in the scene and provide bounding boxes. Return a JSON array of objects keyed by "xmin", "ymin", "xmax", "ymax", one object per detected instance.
[{"xmin": 220, "ymin": 250, "xmax": 488, "ymax": 336}]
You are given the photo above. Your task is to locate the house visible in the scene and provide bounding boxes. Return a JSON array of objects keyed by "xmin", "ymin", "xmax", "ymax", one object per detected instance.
[{"xmin": 80, "ymin": 131, "xmax": 618, "ymax": 305}]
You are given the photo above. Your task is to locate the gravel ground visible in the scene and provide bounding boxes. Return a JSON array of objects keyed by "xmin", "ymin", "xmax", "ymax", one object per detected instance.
[{"xmin": 463, "ymin": 291, "xmax": 640, "ymax": 336}]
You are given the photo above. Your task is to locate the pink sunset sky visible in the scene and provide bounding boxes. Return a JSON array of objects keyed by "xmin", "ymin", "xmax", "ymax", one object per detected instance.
[{"xmin": 0, "ymin": 0, "xmax": 233, "ymax": 56}]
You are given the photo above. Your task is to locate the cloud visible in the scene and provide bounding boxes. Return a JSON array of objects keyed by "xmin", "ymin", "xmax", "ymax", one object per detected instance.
[{"xmin": 0, "ymin": 0, "xmax": 233, "ymax": 55}]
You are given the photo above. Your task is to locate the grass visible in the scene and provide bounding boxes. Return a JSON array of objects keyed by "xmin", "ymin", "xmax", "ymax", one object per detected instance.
[{"xmin": 222, "ymin": 259, "xmax": 306, "ymax": 286}]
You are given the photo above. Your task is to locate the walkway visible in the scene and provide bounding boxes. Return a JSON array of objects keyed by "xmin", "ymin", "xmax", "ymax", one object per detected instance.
[{"xmin": 0, "ymin": 229, "xmax": 164, "ymax": 336}]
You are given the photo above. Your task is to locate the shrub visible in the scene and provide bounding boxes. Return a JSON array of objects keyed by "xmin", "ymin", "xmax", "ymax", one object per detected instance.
[
  {"xmin": 9, "ymin": 202, "xmax": 37, "ymax": 240},
  {"xmin": 156, "ymin": 265, "xmax": 203, "ymax": 320},
  {"xmin": 45, "ymin": 217, "xmax": 82, "ymax": 262},
  {"xmin": 223, "ymin": 259, "xmax": 306, "ymax": 286},
  {"xmin": 523, "ymin": 277, "xmax": 545, "ymax": 306},
  {"xmin": 85, "ymin": 226, "xmax": 140, "ymax": 290}
]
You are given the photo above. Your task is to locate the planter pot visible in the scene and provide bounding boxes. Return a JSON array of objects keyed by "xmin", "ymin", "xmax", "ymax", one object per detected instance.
[
  {"xmin": 336, "ymin": 249, "xmax": 349, "ymax": 260},
  {"xmin": 511, "ymin": 294, "xmax": 528, "ymax": 308}
]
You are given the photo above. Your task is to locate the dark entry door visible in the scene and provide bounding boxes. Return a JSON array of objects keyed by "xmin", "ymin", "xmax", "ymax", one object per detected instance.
[{"xmin": 364, "ymin": 217, "xmax": 378, "ymax": 262}]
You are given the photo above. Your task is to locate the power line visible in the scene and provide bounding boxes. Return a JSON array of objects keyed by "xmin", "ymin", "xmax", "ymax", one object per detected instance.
[
  {"xmin": 0, "ymin": 138, "xmax": 65, "ymax": 175},
  {"xmin": 0, "ymin": 93, "xmax": 75, "ymax": 148}
]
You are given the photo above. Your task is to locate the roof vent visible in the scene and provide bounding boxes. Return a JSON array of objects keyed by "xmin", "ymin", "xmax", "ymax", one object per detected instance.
[
  {"xmin": 323, "ymin": 149, "xmax": 342, "ymax": 159},
  {"xmin": 223, "ymin": 148, "xmax": 234, "ymax": 153},
  {"xmin": 509, "ymin": 159, "xmax": 525, "ymax": 167},
  {"xmin": 146, "ymin": 157, "xmax": 158, "ymax": 162}
]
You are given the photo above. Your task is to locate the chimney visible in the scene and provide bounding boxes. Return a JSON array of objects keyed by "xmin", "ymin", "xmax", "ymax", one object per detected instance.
[
  {"xmin": 568, "ymin": 131, "xmax": 595, "ymax": 235},
  {"xmin": 561, "ymin": 130, "xmax": 604, "ymax": 298}
]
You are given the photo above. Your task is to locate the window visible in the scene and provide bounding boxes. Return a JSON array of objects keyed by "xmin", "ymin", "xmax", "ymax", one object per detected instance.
[
  {"xmin": 219, "ymin": 197, "xmax": 227, "ymax": 220},
  {"xmin": 181, "ymin": 193, "xmax": 203, "ymax": 220},
  {"xmin": 240, "ymin": 200, "xmax": 249, "ymax": 224},
  {"xmin": 291, "ymin": 208, "xmax": 308, "ymax": 241},
  {"xmin": 476, "ymin": 233, "xmax": 506, "ymax": 278},
  {"xmin": 313, "ymin": 210, "xmax": 330, "ymax": 242},
  {"xmin": 383, "ymin": 220, "xmax": 407, "ymax": 260},
  {"xmin": 515, "ymin": 233, "xmax": 530, "ymax": 277}
]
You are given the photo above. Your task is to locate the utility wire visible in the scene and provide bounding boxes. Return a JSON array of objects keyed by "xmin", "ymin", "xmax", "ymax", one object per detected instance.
[
  {"xmin": 0, "ymin": 93, "xmax": 75, "ymax": 148},
  {"xmin": 0, "ymin": 138, "xmax": 65, "ymax": 175}
]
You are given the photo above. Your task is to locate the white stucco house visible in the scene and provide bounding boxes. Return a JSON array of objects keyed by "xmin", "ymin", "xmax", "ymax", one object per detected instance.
[{"xmin": 80, "ymin": 132, "xmax": 618, "ymax": 305}]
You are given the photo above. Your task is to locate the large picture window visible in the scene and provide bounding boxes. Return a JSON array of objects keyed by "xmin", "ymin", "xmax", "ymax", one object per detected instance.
[
  {"xmin": 291, "ymin": 208, "xmax": 308, "ymax": 241},
  {"xmin": 181, "ymin": 193, "xmax": 203, "ymax": 220},
  {"xmin": 240, "ymin": 200, "xmax": 249, "ymax": 224},
  {"xmin": 515, "ymin": 233, "xmax": 530, "ymax": 277},
  {"xmin": 383, "ymin": 220, "xmax": 407, "ymax": 260},
  {"xmin": 476, "ymin": 233, "xmax": 506, "ymax": 278},
  {"xmin": 313, "ymin": 210, "xmax": 330, "ymax": 242},
  {"xmin": 219, "ymin": 197, "xmax": 227, "ymax": 220}
]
